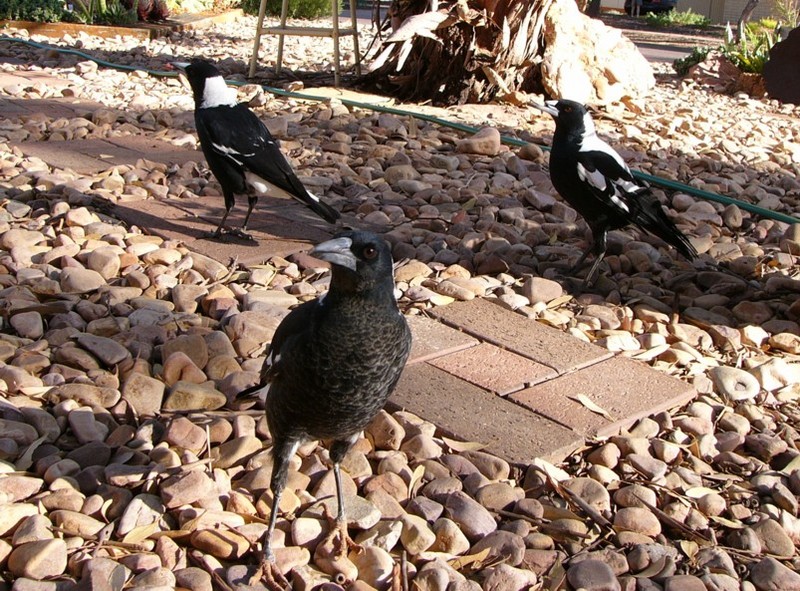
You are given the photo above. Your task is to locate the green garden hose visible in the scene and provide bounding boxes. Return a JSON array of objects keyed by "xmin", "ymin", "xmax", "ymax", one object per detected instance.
[{"xmin": 1, "ymin": 34, "xmax": 798, "ymax": 225}]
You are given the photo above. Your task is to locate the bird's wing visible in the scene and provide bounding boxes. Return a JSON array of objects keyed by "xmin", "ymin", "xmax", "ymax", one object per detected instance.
[
  {"xmin": 260, "ymin": 298, "xmax": 320, "ymax": 384},
  {"xmin": 235, "ymin": 298, "xmax": 319, "ymax": 400},
  {"xmin": 577, "ymin": 147, "xmax": 646, "ymax": 216},
  {"xmin": 196, "ymin": 105, "xmax": 274, "ymax": 168}
]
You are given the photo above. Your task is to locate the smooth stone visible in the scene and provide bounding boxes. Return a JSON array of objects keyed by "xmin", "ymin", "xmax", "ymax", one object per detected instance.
[
  {"xmin": 709, "ymin": 366, "xmax": 760, "ymax": 401},
  {"xmin": 8, "ymin": 539, "xmax": 68, "ymax": 580}
]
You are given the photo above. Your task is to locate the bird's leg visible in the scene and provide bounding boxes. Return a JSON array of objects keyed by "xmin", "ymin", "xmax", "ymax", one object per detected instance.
[
  {"xmin": 249, "ymin": 444, "xmax": 293, "ymax": 591},
  {"xmin": 230, "ymin": 196, "xmax": 257, "ymax": 241},
  {"xmin": 328, "ymin": 461, "xmax": 362, "ymax": 558},
  {"xmin": 203, "ymin": 206, "xmax": 232, "ymax": 240},
  {"xmin": 572, "ymin": 229, "xmax": 608, "ymax": 287}
]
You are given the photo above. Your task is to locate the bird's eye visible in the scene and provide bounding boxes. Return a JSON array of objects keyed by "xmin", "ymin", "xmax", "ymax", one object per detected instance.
[
  {"xmin": 363, "ymin": 245, "xmax": 378, "ymax": 260},
  {"xmin": 563, "ymin": 106, "xmax": 572, "ymax": 113}
]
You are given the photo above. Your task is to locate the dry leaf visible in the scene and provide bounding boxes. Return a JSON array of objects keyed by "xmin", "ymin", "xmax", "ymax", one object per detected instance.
[
  {"xmin": 122, "ymin": 521, "xmax": 161, "ymax": 545},
  {"xmin": 546, "ymin": 295, "xmax": 573, "ymax": 309},
  {"xmin": 448, "ymin": 547, "xmax": 491, "ymax": 571},
  {"xmin": 569, "ymin": 394, "xmax": 614, "ymax": 421},
  {"xmin": 679, "ymin": 539, "xmax": 699, "ymax": 559},
  {"xmin": 532, "ymin": 457, "xmax": 569, "ymax": 483},
  {"xmin": 442, "ymin": 436, "xmax": 486, "ymax": 452},
  {"xmin": 710, "ymin": 515, "xmax": 744, "ymax": 529},
  {"xmin": 15, "ymin": 435, "xmax": 47, "ymax": 472},
  {"xmin": 408, "ymin": 464, "xmax": 426, "ymax": 498}
]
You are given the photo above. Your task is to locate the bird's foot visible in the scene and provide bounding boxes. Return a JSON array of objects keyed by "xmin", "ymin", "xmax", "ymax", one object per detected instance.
[
  {"xmin": 229, "ymin": 227, "xmax": 256, "ymax": 241},
  {"xmin": 329, "ymin": 517, "xmax": 362, "ymax": 560},
  {"xmin": 199, "ymin": 228, "xmax": 228, "ymax": 241},
  {"xmin": 249, "ymin": 551, "xmax": 290, "ymax": 591},
  {"xmin": 313, "ymin": 520, "xmax": 359, "ymax": 585}
]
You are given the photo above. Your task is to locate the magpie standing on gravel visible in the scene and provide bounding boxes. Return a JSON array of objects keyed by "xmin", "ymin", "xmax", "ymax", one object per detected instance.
[
  {"xmin": 176, "ymin": 60, "xmax": 340, "ymax": 239},
  {"xmin": 237, "ymin": 230, "xmax": 411, "ymax": 587},
  {"xmin": 534, "ymin": 99, "xmax": 697, "ymax": 285}
]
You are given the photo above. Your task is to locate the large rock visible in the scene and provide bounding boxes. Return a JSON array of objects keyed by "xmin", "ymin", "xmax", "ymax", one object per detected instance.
[{"xmin": 541, "ymin": 0, "xmax": 654, "ymax": 105}]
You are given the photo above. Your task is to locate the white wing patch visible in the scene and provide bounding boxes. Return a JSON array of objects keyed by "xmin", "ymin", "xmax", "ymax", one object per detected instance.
[
  {"xmin": 201, "ymin": 76, "xmax": 237, "ymax": 108},
  {"xmin": 577, "ymin": 162, "xmax": 607, "ymax": 192},
  {"xmin": 212, "ymin": 142, "xmax": 255, "ymax": 165}
]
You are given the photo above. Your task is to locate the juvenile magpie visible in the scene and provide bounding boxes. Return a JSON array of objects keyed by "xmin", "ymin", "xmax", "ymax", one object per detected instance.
[
  {"xmin": 176, "ymin": 60, "xmax": 340, "ymax": 239},
  {"xmin": 533, "ymin": 99, "xmax": 698, "ymax": 285},
  {"xmin": 238, "ymin": 230, "xmax": 411, "ymax": 586}
]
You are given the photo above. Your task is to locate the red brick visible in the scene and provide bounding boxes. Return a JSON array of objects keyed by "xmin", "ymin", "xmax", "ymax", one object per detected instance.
[
  {"xmin": 428, "ymin": 342, "xmax": 555, "ymax": 395},
  {"xmin": 509, "ymin": 355, "xmax": 696, "ymax": 438},
  {"xmin": 428, "ymin": 299, "xmax": 611, "ymax": 374},
  {"xmin": 406, "ymin": 315, "xmax": 478, "ymax": 364},
  {"xmin": 389, "ymin": 364, "xmax": 582, "ymax": 464}
]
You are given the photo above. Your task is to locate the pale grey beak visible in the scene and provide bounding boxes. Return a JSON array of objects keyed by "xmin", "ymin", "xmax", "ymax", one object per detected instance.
[
  {"xmin": 532, "ymin": 100, "xmax": 559, "ymax": 117},
  {"xmin": 311, "ymin": 237, "xmax": 357, "ymax": 272},
  {"xmin": 172, "ymin": 62, "xmax": 191, "ymax": 90}
]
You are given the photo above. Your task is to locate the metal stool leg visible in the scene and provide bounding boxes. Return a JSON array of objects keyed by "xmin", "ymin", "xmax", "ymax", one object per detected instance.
[
  {"xmin": 248, "ymin": 0, "xmax": 269, "ymax": 77},
  {"xmin": 276, "ymin": 0, "xmax": 290, "ymax": 75},
  {"xmin": 350, "ymin": 0, "xmax": 360, "ymax": 75},
  {"xmin": 331, "ymin": 0, "xmax": 341, "ymax": 86}
]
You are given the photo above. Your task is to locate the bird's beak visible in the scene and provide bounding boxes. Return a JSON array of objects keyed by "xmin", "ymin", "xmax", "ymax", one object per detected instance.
[
  {"xmin": 532, "ymin": 100, "xmax": 559, "ymax": 117},
  {"xmin": 171, "ymin": 61, "xmax": 191, "ymax": 90},
  {"xmin": 311, "ymin": 237, "xmax": 357, "ymax": 272}
]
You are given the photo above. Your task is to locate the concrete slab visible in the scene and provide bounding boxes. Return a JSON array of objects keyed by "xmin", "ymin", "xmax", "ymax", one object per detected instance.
[
  {"xmin": 112, "ymin": 197, "xmax": 334, "ymax": 265},
  {"xmin": 389, "ymin": 363, "xmax": 583, "ymax": 464},
  {"xmin": 15, "ymin": 140, "xmax": 115, "ymax": 174},
  {"xmin": 428, "ymin": 342, "xmax": 556, "ymax": 395},
  {"xmin": 509, "ymin": 355, "xmax": 697, "ymax": 438},
  {"xmin": 406, "ymin": 315, "xmax": 479, "ymax": 365},
  {"xmin": 428, "ymin": 299, "xmax": 613, "ymax": 375}
]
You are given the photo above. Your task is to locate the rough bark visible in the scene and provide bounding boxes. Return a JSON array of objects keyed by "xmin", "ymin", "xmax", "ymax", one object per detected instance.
[
  {"xmin": 736, "ymin": 0, "xmax": 761, "ymax": 40},
  {"xmin": 361, "ymin": 0, "xmax": 549, "ymax": 105}
]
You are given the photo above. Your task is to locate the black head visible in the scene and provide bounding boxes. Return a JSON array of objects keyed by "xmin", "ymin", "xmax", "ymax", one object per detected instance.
[
  {"xmin": 311, "ymin": 231, "xmax": 395, "ymax": 296},
  {"xmin": 174, "ymin": 59, "xmax": 221, "ymax": 104},
  {"xmin": 534, "ymin": 99, "xmax": 591, "ymax": 134}
]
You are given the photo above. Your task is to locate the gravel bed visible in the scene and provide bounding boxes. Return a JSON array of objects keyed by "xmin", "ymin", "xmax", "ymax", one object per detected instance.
[{"xmin": 0, "ymin": 14, "xmax": 799, "ymax": 591}]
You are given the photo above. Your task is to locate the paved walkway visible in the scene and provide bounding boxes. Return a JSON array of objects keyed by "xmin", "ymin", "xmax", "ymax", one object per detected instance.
[{"xmin": 1, "ymin": 69, "xmax": 696, "ymax": 463}]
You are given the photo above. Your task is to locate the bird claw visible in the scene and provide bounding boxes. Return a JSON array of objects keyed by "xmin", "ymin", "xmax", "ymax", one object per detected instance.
[
  {"xmin": 249, "ymin": 553, "xmax": 291, "ymax": 591},
  {"xmin": 229, "ymin": 227, "xmax": 256, "ymax": 241}
]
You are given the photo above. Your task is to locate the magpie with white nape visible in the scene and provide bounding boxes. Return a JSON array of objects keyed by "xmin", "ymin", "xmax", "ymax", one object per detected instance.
[
  {"xmin": 534, "ymin": 99, "xmax": 698, "ymax": 285},
  {"xmin": 176, "ymin": 60, "xmax": 340, "ymax": 239},
  {"xmin": 237, "ymin": 230, "xmax": 411, "ymax": 588}
]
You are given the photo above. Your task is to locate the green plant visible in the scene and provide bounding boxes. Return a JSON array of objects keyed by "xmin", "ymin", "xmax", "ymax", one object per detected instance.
[
  {"xmin": 673, "ymin": 45, "xmax": 712, "ymax": 76},
  {"xmin": 645, "ymin": 8, "xmax": 710, "ymax": 27},
  {"xmin": 771, "ymin": 0, "xmax": 799, "ymax": 26},
  {"xmin": 721, "ymin": 21, "xmax": 781, "ymax": 73},
  {"xmin": 240, "ymin": 0, "xmax": 341, "ymax": 18},
  {"xmin": 66, "ymin": 0, "xmax": 137, "ymax": 24},
  {"xmin": 0, "ymin": 0, "xmax": 67, "ymax": 22}
]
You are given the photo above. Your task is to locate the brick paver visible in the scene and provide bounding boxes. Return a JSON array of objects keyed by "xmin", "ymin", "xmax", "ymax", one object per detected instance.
[
  {"xmin": 405, "ymin": 315, "xmax": 479, "ymax": 364},
  {"xmin": 429, "ymin": 299, "xmax": 613, "ymax": 374},
  {"xmin": 428, "ymin": 342, "xmax": 556, "ymax": 395},
  {"xmin": 390, "ymin": 364, "xmax": 583, "ymax": 464},
  {"xmin": 510, "ymin": 355, "xmax": 697, "ymax": 438},
  {"xmin": 3, "ymin": 68, "xmax": 699, "ymax": 465}
]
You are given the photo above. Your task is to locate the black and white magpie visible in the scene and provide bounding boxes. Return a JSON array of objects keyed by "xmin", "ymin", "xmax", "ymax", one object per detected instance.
[
  {"xmin": 176, "ymin": 60, "xmax": 340, "ymax": 239},
  {"xmin": 533, "ymin": 99, "xmax": 698, "ymax": 284},
  {"xmin": 237, "ymin": 230, "xmax": 411, "ymax": 586}
]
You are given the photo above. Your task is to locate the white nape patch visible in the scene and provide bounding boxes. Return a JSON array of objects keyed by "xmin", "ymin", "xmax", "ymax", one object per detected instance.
[
  {"xmin": 200, "ymin": 76, "xmax": 237, "ymax": 108},
  {"xmin": 579, "ymin": 127, "xmax": 629, "ymax": 173}
]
